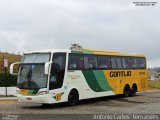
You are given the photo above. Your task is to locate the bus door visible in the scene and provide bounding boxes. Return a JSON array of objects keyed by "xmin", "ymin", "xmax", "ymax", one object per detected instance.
[{"xmin": 49, "ymin": 53, "xmax": 66, "ymax": 90}]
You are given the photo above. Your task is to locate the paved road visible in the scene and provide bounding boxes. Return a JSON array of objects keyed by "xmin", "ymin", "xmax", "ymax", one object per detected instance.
[{"xmin": 0, "ymin": 90, "xmax": 160, "ymax": 120}]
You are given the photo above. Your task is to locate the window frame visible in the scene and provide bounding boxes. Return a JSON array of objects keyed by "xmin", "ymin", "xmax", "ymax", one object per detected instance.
[
  {"xmin": 68, "ymin": 53, "xmax": 84, "ymax": 70},
  {"xmin": 115, "ymin": 56, "xmax": 123, "ymax": 69},
  {"xmin": 49, "ymin": 52, "xmax": 66, "ymax": 90},
  {"xmin": 83, "ymin": 54, "xmax": 98, "ymax": 70},
  {"xmin": 122, "ymin": 57, "xmax": 133, "ymax": 69},
  {"xmin": 97, "ymin": 55, "xmax": 111, "ymax": 70},
  {"xmin": 137, "ymin": 57, "xmax": 146, "ymax": 69},
  {"xmin": 68, "ymin": 53, "xmax": 146, "ymax": 70}
]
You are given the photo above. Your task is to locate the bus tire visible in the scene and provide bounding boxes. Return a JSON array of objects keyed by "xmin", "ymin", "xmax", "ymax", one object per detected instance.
[
  {"xmin": 41, "ymin": 104, "xmax": 51, "ymax": 107},
  {"xmin": 130, "ymin": 84, "xmax": 137, "ymax": 97},
  {"xmin": 123, "ymin": 85, "xmax": 130, "ymax": 97},
  {"xmin": 68, "ymin": 89, "xmax": 79, "ymax": 106}
]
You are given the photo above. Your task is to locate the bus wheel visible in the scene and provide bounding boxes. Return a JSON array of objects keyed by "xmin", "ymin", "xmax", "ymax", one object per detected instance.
[
  {"xmin": 130, "ymin": 84, "xmax": 137, "ymax": 97},
  {"xmin": 68, "ymin": 90, "xmax": 79, "ymax": 106},
  {"xmin": 123, "ymin": 85, "xmax": 130, "ymax": 97},
  {"xmin": 41, "ymin": 104, "xmax": 51, "ymax": 108}
]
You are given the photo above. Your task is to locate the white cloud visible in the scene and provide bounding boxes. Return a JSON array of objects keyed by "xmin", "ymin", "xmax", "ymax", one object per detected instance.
[
  {"xmin": 0, "ymin": 0, "xmax": 159, "ymax": 67},
  {"xmin": 0, "ymin": 31, "xmax": 30, "ymax": 52}
]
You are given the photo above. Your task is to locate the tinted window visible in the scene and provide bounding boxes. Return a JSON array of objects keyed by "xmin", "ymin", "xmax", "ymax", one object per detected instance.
[
  {"xmin": 68, "ymin": 54, "xmax": 84, "ymax": 70},
  {"xmin": 131, "ymin": 57, "xmax": 139, "ymax": 69},
  {"xmin": 84, "ymin": 55, "xmax": 97, "ymax": 69},
  {"xmin": 98, "ymin": 56, "xmax": 111, "ymax": 69},
  {"xmin": 131, "ymin": 57, "xmax": 146, "ymax": 69},
  {"xmin": 21, "ymin": 53, "xmax": 50, "ymax": 63},
  {"xmin": 116, "ymin": 57, "xmax": 123, "ymax": 69},
  {"xmin": 111, "ymin": 57, "xmax": 117, "ymax": 69},
  {"xmin": 68, "ymin": 54, "xmax": 146, "ymax": 70},
  {"xmin": 52, "ymin": 53, "xmax": 66, "ymax": 70},
  {"xmin": 122, "ymin": 57, "xmax": 132, "ymax": 69},
  {"xmin": 138, "ymin": 57, "xmax": 146, "ymax": 69},
  {"xmin": 18, "ymin": 64, "xmax": 48, "ymax": 89},
  {"xmin": 49, "ymin": 53, "xmax": 66, "ymax": 90}
]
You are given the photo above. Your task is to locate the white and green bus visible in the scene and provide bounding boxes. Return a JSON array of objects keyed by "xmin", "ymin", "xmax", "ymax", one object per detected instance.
[{"xmin": 10, "ymin": 48, "xmax": 148, "ymax": 105}]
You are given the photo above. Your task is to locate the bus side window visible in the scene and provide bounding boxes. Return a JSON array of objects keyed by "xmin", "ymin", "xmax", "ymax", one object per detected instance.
[
  {"xmin": 68, "ymin": 54, "xmax": 84, "ymax": 70},
  {"xmin": 98, "ymin": 56, "xmax": 111, "ymax": 69},
  {"xmin": 116, "ymin": 57, "xmax": 123, "ymax": 69},
  {"xmin": 111, "ymin": 57, "xmax": 117, "ymax": 69},
  {"xmin": 132, "ymin": 58, "xmax": 138, "ymax": 69},
  {"xmin": 138, "ymin": 58, "xmax": 146, "ymax": 69},
  {"xmin": 122, "ymin": 57, "xmax": 132, "ymax": 69},
  {"xmin": 84, "ymin": 55, "xmax": 97, "ymax": 70}
]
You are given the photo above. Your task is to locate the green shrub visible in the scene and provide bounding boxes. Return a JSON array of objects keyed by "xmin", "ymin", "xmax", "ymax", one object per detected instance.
[{"xmin": 0, "ymin": 72, "xmax": 17, "ymax": 87}]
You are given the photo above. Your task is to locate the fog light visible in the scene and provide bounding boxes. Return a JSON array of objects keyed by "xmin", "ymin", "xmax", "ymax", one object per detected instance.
[{"xmin": 16, "ymin": 90, "xmax": 20, "ymax": 94}]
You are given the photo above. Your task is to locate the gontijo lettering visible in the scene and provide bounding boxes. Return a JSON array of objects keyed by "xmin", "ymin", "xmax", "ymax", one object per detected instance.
[{"xmin": 110, "ymin": 71, "xmax": 131, "ymax": 77}]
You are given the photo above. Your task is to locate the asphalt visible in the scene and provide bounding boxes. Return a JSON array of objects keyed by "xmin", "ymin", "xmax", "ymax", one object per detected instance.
[{"xmin": 0, "ymin": 90, "xmax": 159, "ymax": 100}]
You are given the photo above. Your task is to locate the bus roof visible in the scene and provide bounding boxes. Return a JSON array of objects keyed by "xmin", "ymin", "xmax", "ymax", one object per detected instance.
[
  {"xmin": 71, "ymin": 48, "xmax": 145, "ymax": 57},
  {"xmin": 24, "ymin": 49, "xmax": 70, "ymax": 54},
  {"xmin": 24, "ymin": 48, "xmax": 145, "ymax": 57}
]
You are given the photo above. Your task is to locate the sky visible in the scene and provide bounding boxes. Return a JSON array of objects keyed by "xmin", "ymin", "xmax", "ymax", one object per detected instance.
[{"xmin": 0, "ymin": 0, "xmax": 159, "ymax": 68}]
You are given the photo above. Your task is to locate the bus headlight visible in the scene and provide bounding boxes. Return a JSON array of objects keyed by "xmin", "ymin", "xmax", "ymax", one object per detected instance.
[
  {"xmin": 38, "ymin": 91, "xmax": 48, "ymax": 95},
  {"xmin": 16, "ymin": 90, "xmax": 20, "ymax": 94}
]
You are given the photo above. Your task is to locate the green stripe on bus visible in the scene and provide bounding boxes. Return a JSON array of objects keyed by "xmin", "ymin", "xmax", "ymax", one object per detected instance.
[
  {"xmin": 82, "ymin": 70, "xmax": 104, "ymax": 92},
  {"xmin": 28, "ymin": 89, "xmax": 39, "ymax": 94},
  {"xmin": 28, "ymin": 90, "xmax": 34, "ymax": 94},
  {"xmin": 32, "ymin": 89, "xmax": 39, "ymax": 94},
  {"xmin": 83, "ymin": 51, "xmax": 94, "ymax": 54},
  {"xmin": 71, "ymin": 50, "xmax": 94, "ymax": 54},
  {"xmin": 71, "ymin": 51, "xmax": 83, "ymax": 54},
  {"xmin": 93, "ymin": 70, "xmax": 112, "ymax": 91}
]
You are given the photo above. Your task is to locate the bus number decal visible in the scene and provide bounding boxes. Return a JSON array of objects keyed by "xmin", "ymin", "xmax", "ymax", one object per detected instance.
[
  {"xmin": 110, "ymin": 71, "xmax": 131, "ymax": 77},
  {"xmin": 54, "ymin": 92, "xmax": 64, "ymax": 101},
  {"xmin": 139, "ymin": 72, "xmax": 145, "ymax": 75}
]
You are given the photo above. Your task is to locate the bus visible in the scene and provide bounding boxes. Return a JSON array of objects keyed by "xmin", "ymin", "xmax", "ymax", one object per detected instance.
[{"xmin": 10, "ymin": 48, "xmax": 148, "ymax": 105}]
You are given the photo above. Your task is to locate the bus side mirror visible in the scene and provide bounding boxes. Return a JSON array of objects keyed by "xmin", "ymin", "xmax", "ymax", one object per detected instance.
[
  {"xmin": 10, "ymin": 62, "xmax": 20, "ymax": 75},
  {"xmin": 44, "ymin": 62, "xmax": 52, "ymax": 75}
]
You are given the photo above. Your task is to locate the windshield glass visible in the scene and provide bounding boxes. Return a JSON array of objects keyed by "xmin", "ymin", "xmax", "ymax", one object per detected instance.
[
  {"xmin": 21, "ymin": 53, "xmax": 50, "ymax": 63},
  {"xmin": 17, "ymin": 53, "xmax": 50, "ymax": 89},
  {"xmin": 18, "ymin": 64, "xmax": 48, "ymax": 89}
]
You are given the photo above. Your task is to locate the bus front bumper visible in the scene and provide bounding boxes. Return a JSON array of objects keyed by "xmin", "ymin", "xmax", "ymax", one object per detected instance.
[{"xmin": 17, "ymin": 94, "xmax": 51, "ymax": 104}]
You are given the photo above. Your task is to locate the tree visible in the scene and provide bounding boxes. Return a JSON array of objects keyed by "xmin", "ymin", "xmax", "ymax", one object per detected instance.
[{"xmin": 70, "ymin": 43, "xmax": 83, "ymax": 50}]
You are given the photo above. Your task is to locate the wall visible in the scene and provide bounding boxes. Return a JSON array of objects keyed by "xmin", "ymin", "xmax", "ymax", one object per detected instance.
[{"xmin": 0, "ymin": 87, "xmax": 16, "ymax": 96}]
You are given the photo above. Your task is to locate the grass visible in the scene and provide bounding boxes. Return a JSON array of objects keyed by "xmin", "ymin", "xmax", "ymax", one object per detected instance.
[
  {"xmin": 148, "ymin": 80, "xmax": 160, "ymax": 90},
  {"xmin": 0, "ymin": 52, "xmax": 21, "ymax": 72}
]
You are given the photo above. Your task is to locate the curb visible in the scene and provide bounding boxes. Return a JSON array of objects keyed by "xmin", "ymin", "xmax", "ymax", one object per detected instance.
[
  {"xmin": 146, "ymin": 89, "xmax": 160, "ymax": 92},
  {"xmin": 0, "ymin": 97, "xmax": 17, "ymax": 100}
]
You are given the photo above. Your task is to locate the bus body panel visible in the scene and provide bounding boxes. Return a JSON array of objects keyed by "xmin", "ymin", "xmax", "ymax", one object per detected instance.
[
  {"xmin": 66, "ymin": 70, "xmax": 115, "ymax": 100},
  {"xmin": 104, "ymin": 69, "xmax": 148, "ymax": 94},
  {"xmin": 11, "ymin": 48, "xmax": 148, "ymax": 104}
]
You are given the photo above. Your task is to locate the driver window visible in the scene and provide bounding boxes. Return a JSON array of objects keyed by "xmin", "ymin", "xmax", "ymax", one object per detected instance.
[{"xmin": 49, "ymin": 53, "xmax": 66, "ymax": 90}]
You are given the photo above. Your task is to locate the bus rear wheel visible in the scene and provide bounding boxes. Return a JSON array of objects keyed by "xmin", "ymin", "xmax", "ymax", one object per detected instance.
[
  {"xmin": 130, "ymin": 85, "xmax": 137, "ymax": 97},
  {"xmin": 123, "ymin": 85, "xmax": 130, "ymax": 97},
  {"xmin": 68, "ymin": 90, "xmax": 79, "ymax": 106}
]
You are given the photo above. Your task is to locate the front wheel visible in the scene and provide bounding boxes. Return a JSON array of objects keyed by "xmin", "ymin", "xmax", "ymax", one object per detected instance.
[{"xmin": 68, "ymin": 90, "xmax": 79, "ymax": 106}]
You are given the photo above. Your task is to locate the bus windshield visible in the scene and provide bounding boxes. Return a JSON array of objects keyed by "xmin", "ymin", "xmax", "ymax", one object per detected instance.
[
  {"xmin": 17, "ymin": 53, "xmax": 50, "ymax": 89},
  {"xmin": 21, "ymin": 53, "xmax": 50, "ymax": 63},
  {"xmin": 18, "ymin": 64, "xmax": 48, "ymax": 89}
]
